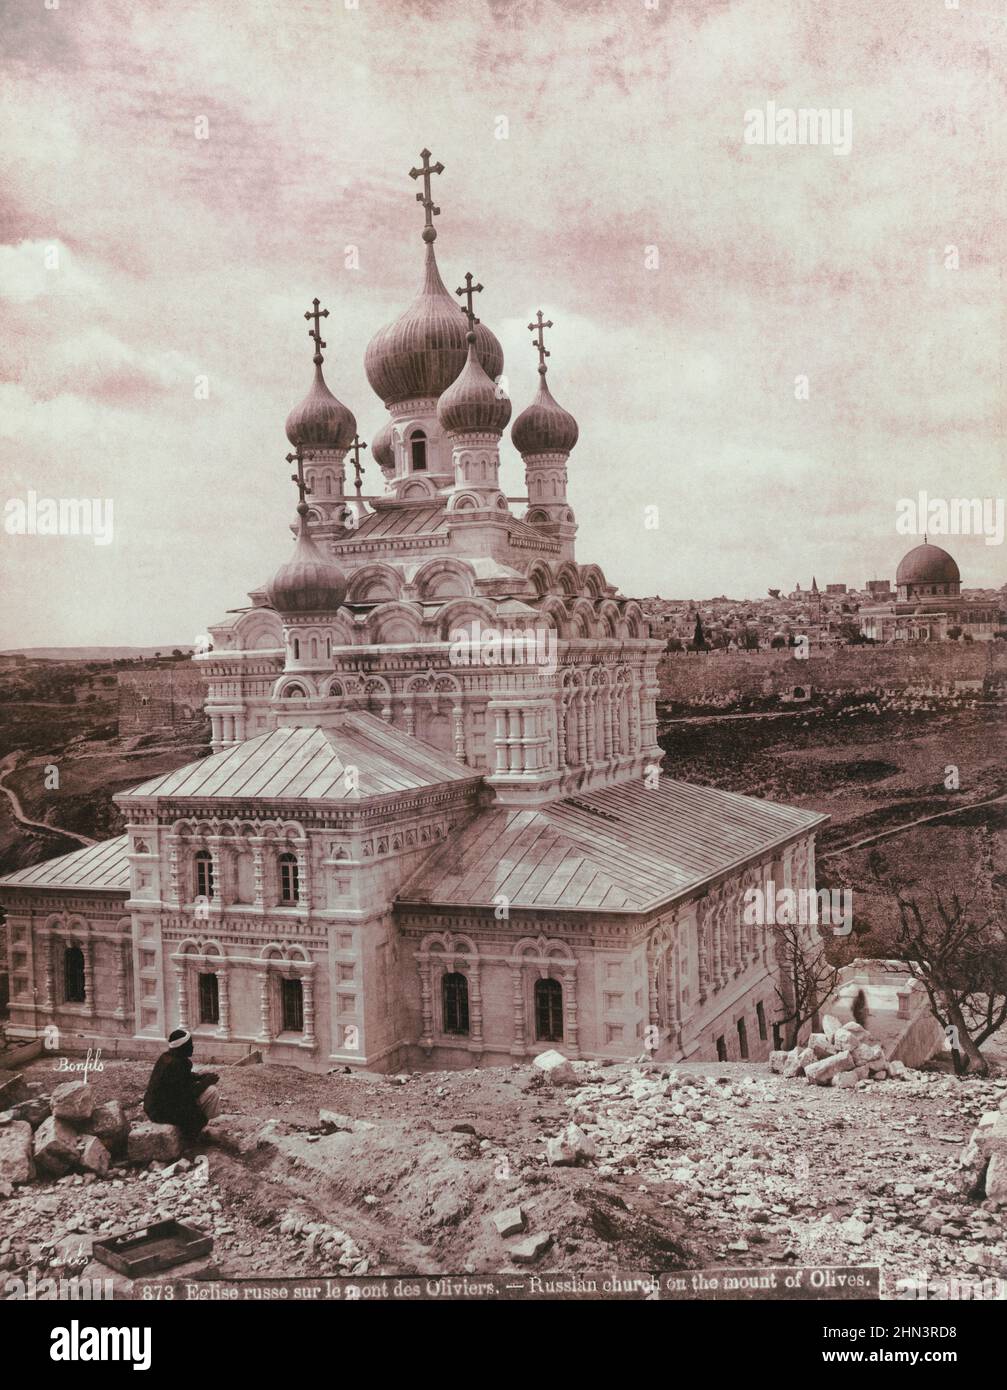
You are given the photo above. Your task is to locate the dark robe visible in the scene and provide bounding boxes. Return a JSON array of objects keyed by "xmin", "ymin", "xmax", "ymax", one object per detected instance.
[{"xmin": 143, "ymin": 1050, "xmax": 211, "ymax": 1136}]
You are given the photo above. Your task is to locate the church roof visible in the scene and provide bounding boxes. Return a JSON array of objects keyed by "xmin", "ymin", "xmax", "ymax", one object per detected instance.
[
  {"xmin": 335, "ymin": 501, "xmax": 554, "ymax": 548},
  {"xmin": 0, "ymin": 835, "xmax": 130, "ymax": 893},
  {"xmin": 119, "ymin": 718, "xmax": 477, "ymax": 804},
  {"xmin": 397, "ymin": 776, "xmax": 827, "ymax": 915}
]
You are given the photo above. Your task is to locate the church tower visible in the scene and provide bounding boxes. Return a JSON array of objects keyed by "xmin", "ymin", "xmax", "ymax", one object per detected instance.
[{"xmin": 511, "ymin": 312, "xmax": 580, "ymax": 561}]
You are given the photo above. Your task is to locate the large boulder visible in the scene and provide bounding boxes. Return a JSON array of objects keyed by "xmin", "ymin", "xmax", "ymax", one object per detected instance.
[
  {"xmin": 126, "ymin": 1122, "xmax": 183, "ymax": 1165},
  {"xmin": 79, "ymin": 1135, "xmax": 111, "ymax": 1177},
  {"xmin": 808, "ymin": 1033, "xmax": 836, "ymax": 1059},
  {"xmin": 531, "ymin": 1050, "xmax": 576, "ymax": 1085},
  {"xmin": 51, "ymin": 1080, "xmax": 95, "ymax": 1123},
  {"xmin": 89, "ymin": 1100, "xmax": 128, "ymax": 1155},
  {"xmin": 852, "ymin": 1042, "xmax": 885, "ymax": 1068},
  {"xmin": 768, "ymin": 1050, "xmax": 790, "ymax": 1074},
  {"xmin": 545, "ymin": 1123, "xmax": 596, "ymax": 1167},
  {"xmin": 0, "ymin": 1119, "xmax": 35, "ymax": 1185},
  {"xmin": 833, "ymin": 1022, "xmax": 868, "ymax": 1050},
  {"xmin": 33, "ymin": 1115, "xmax": 81, "ymax": 1176},
  {"xmin": 984, "ymin": 1151, "xmax": 1007, "ymax": 1201},
  {"xmin": 10, "ymin": 1096, "xmax": 51, "ymax": 1130},
  {"xmin": 782, "ymin": 1050, "xmax": 805, "ymax": 1079},
  {"xmin": 805, "ymin": 1051, "xmax": 854, "ymax": 1086}
]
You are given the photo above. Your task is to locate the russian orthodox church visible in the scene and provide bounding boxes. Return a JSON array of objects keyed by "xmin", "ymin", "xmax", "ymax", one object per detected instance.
[{"xmin": 0, "ymin": 153, "xmax": 826, "ymax": 1071}]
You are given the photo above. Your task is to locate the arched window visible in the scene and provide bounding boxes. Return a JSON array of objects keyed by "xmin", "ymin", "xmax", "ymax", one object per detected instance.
[
  {"xmin": 194, "ymin": 849, "xmax": 214, "ymax": 900},
  {"xmin": 293, "ymin": 638, "xmax": 300, "ymax": 660},
  {"xmin": 442, "ymin": 972, "xmax": 469, "ymax": 1035},
  {"xmin": 410, "ymin": 430, "xmax": 427, "ymax": 471},
  {"xmin": 64, "ymin": 945, "xmax": 86, "ymax": 1004},
  {"xmin": 279, "ymin": 852, "xmax": 299, "ymax": 905},
  {"xmin": 198, "ymin": 972, "xmax": 219, "ymax": 1025},
  {"xmin": 534, "ymin": 976, "xmax": 563, "ymax": 1042},
  {"xmin": 281, "ymin": 977, "xmax": 304, "ymax": 1032},
  {"xmin": 283, "ymin": 684, "xmax": 306, "ymax": 698},
  {"xmin": 326, "ymin": 636, "xmax": 332, "ymax": 659}
]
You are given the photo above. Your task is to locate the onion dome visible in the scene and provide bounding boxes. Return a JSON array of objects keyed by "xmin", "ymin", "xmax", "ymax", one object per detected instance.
[
  {"xmin": 896, "ymin": 543, "xmax": 960, "ymax": 586},
  {"xmin": 285, "ymin": 362, "xmax": 356, "ymax": 450},
  {"xmin": 512, "ymin": 368, "xmax": 579, "ymax": 455},
  {"xmin": 365, "ymin": 244, "xmax": 504, "ymax": 406},
  {"xmin": 437, "ymin": 333, "xmax": 512, "ymax": 435},
  {"xmin": 371, "ymin": 419, "xmax": 394, "ymax": 471},
  {"xmin": 267, "ymin": 505, "xmax": 347, "ymax": 614}
]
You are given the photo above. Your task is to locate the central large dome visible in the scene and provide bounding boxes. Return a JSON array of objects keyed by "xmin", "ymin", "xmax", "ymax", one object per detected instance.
[
  {"xmin": 896, "ymin": 543, "xmax": 960, "ymax": 586},
  {"xmin": 365, "ymin": 244, "xmax": 504, "ymax": 407}
]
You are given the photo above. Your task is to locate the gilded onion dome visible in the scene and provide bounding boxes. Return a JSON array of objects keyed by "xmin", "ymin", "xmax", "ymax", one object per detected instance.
[
  {"xmin": 371, "ymin": 418, "xmax": 394, "ymax": 470},
  {"xmin": 437, "ymin": 333, "xmax": 512, "ymax": 436},
  {"xmin": 267, "ymin": 505, "xmax": 348, "ymax": 613},
  {"xmin": 365, "ymin": 243, "xmax": 504, "ymax": 406},
  {"xmin": 512, "ymin": 367, "xmax": 579, "ymax": 455},
  {"xmin": 285, "ymin": 361, "xmax": 357, "ymax": 450}
]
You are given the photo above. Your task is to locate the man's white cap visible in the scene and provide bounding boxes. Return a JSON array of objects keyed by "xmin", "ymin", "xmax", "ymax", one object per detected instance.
[{"xmin": 168, "ymin": 1028, "xmax": 192, "ymax": 1049}]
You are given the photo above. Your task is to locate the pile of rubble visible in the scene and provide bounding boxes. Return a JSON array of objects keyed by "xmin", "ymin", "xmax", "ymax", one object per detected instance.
[
  {"xmin": 769, "ymin": 1017, "xmax": 909, "ymax": 1087},
  {"xmin": 0, "ymin": 1075, "xmax": 185, "ymax": 1193}
]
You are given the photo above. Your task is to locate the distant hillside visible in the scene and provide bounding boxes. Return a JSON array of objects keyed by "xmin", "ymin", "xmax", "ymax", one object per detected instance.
[{"xmin": 0, "ymin": 647, "xmax": 194, "ymax": 660}]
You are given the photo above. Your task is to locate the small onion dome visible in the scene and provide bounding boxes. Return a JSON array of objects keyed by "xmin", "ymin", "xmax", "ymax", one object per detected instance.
[
  {"xmin": 365, "ymin": 243, "xmax": 504, "ymax": 406},
  {"xmin": 511, "ymin": 369, "xmax": 579, "ymax": 455},
  {"xmin": 285, "ymin": 362, "xmax": 356, "ymax": 450},
  {"xmin": 267, "ymin": 505, "xmax": 347, "ymax": 614},
  {"xmin": 896, "ymin": 543, "xmax": 960, "ymax": 586},
  {"xmin": 437, "ymin": 333, "xmax": 512, "ymax": 435},
  {"xmin": 371, "ymin": 419, "xmax": 394, "ymax": 471}
]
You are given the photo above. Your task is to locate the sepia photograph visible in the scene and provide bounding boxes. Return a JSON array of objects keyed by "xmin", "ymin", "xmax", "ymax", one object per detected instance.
[{"xmin": 0, "ymin": 0, "xmax": 1004, "ymax": 1365}]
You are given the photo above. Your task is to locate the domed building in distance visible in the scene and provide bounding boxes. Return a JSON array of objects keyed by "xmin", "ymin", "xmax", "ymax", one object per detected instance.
[
  {"xmin": 0, "ymin": 152, "xmax": 828, "ymax": 1074},
  {"xmin": 860, "ymin": 540, "xmax": 998, "ymax": 642}
]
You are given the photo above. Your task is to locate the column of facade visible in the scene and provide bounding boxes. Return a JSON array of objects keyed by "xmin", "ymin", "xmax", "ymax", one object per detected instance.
[
  {"xmin": 403, "ymin": 699, "xmax": 416, "ymax": 737},
  {"xmin": 41, "ymin": 928, "xmax": 55, "ymax": 1012},
  {"xmin": 205, "ymin": 836, "xmax": 225, "ymax": 909},
  {"xmin": 300, "ymin": 969, "xmax": 316, "ymax": 1049},
  {"xmin": 114, "ymin": 939, "xmax": 128, "ymax": 1019},
  {"xmin": 83, "ymin": 936, "xmax": 96, "ymax": 1016},
  {"xmin": 576, "ymin": 690, "xmax": 588, "ymax": 764},
  {"xmin": 647, "ymin": 955, "xmax": 661, "ymax": 1034},
  {"xmin": 452, "ymin": 704, "xmax": 466, "ymax": 764},
  {"xmin": 174, "ymin": 962, "xmax": 189, "ymax": 1031},
  {"xmin": 256, "ymin": 970, "xmax": 272, "ymax": 1043},
  {"xmin": 555, "ymin": 697, "xmax": 567, "ymax": 771},
  {"xmin": 509, "ymin": 964, "xmax": 527, "ymax": 1056},
  {"xmin": 293, "ymin": 840, "xmax": 309, "ymax": 909},
  {"xmin": 418, "ymin": 955, "xmax": 433, "ymax": 1049},
  {"xmin": 561, "ymin": 964, "xmax": 579, "ymax": 1054},
  {"xmin": 167, "ymin": 834, "xmax": 182, "ymax": 905},
  {"xmin": 250, "ymin": 838, "xmax": 267, "ymax": 908},
  {"xmin": 468, "ymin": 962, "xmax": 484, "ymax": 1050},
  {"xmin": 696, "ymin": 917, "xmax": 709, "ymax": 1005},
  {"xmin": 216, "ymin": 967, "xmax": 231, "ymax": 1040}
]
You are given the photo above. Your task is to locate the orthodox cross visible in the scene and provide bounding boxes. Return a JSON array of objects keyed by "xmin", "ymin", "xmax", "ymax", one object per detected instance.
[
  {"xmin": 455, "ymin": 272, "xmax": 483, "ymax": 331},
  {"xmin": 286, "ymin": 445, "xmax": 314, "ymax": 505},
  {"xmin": 304, "ymin": 298, "xmax": 328, "ymax": 361},
  {"xmin": 529, "ymin": 310, "xmax": 553, "ymax": 369},
  {"xmin": 349, "ymin": 434, "xmax": 368, "ymax": 497},
  {"xmin": 409, "ymin": 148, "xmax": 444, "ymax": 234}
]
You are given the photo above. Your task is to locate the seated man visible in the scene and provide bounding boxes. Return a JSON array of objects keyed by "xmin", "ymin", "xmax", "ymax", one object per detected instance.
[{"xmin": 143, "ymin": 1028, "xmax": 221, "ymax": 1138}]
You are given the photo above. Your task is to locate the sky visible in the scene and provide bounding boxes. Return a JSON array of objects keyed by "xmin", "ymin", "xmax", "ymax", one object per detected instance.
[{"xmin": 0, "ymin": 0, "xmax": 1004, "ymax": 646}]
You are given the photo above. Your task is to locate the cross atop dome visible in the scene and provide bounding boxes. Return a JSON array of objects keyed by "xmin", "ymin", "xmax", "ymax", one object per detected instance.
[
  {"xmin": 529, "ymin": 309, "xmax": 553, "ymax": 374},
  {"xmin": 304, "ymin": 298, "xmax": 329, "ymax": 365},
  {"xmin": 410, "ymin": 147, "xmax": 444, "ymax": 243},
  {"xmin": 456, "ymin": 272, "xmax": 483, "ymax": 333}
]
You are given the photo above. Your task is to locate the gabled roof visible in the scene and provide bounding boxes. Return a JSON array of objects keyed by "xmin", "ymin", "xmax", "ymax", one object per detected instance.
[
  {"xmin": 0, "ymin": 835, "xmax": 130, "ymax": 894},
  {"xmin": 397, "ymin": 776, "xmax": 827, "ymax": 915},
  {"xmin": 118, "ymin": 717, "xmax": 478, "ymax": 805}
]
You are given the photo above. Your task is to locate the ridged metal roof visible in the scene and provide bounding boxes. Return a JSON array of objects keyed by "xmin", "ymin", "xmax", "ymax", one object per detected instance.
[
  {"xmin": 398, "ymin": 777, "xmax": 827, "ymax": 914},
  {"xmin": 0, "ymin": 835, "xmax": 131, "ymax": 893},
  {"xmin": 120, "ymin": 717, "xmax": 475, "ymax": 804}
]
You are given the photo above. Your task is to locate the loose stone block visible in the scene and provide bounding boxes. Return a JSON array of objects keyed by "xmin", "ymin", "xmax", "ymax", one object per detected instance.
[
  {"xmin": 79, "ymin": 1135, "xmax": 111, "ymax": 1176},
  {"xmin": 805, "ymin": 1051, "xmax": 854, "ymax": 1086},
  {"xmin": 51, "ymin": 1081, "xmax": 95, "ymax": 1123},
  {"xmin": 33, "ymin": 1115, "xmax": 81, "ymax": 1176},
  {"xmin": 510, "ymin": 1232, "xmax": 553, "ymax": 1264},
  {"xmin": 0, "ymin": 1119, "xmax": 35, "ymax": 1185},
  {"xmin": 491, "ymin": 1206, "xmax": 527, "ymax": 1237},
  {"xmin": 89, "ymin": 1100, "xmax": 128, "ymax": 1154},
  {"xmin": 127, "ymin": 1122, "xmax": 183, "ymax": 1165},
  {"xmin": 532, "ymin": 1050, "xmax": 576, "ymax": 1085}
]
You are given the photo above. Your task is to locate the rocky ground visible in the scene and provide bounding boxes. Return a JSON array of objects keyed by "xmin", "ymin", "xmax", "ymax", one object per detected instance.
[{"xmin": 1, "ymin": 1049, "xmax": 1005, "ymax": 1298}]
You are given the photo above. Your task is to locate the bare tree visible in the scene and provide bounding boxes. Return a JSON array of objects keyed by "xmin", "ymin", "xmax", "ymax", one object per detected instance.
[
  {"xmin": 861, "ymin": 839, "xmax": 1007, "ymax": 1077},
  {"xmin": 773, "ymin": 921, "xmax": 843, "ymax": 1050}
]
